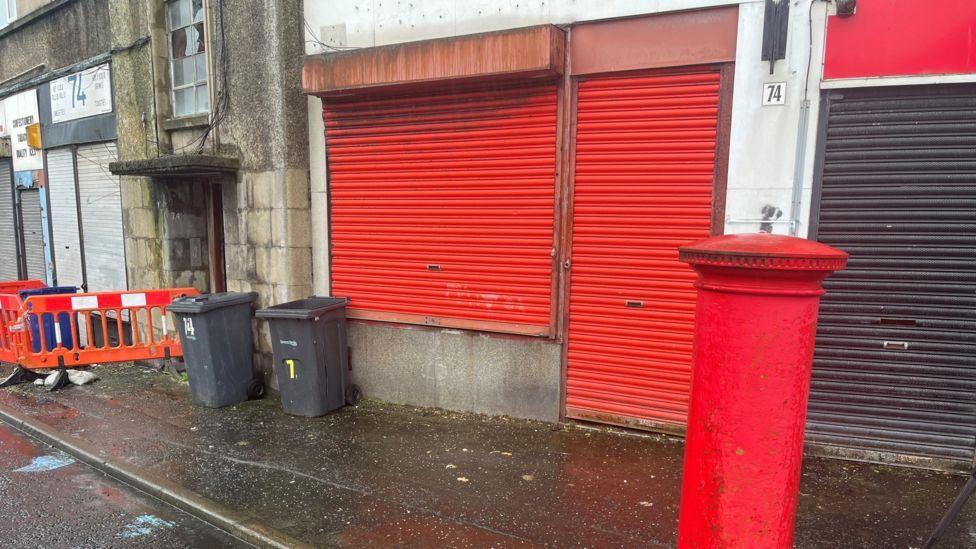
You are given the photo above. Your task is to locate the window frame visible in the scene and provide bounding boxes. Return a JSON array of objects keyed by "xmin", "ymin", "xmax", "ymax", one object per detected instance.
[
  {"xmin": 1, "ymin": 0, "xmax": 16, "ymax": 29},
  {"xmin": 165, "ymin": 0, "xmax": 209, "ymax": 118}
]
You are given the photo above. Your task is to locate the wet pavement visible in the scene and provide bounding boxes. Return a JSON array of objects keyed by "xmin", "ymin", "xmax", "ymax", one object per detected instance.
[
  {"xmin": 0, "ymin": 419, "xmax": 247, "ymax": 548},
  {"xmin": 0, "ymin": 362, "xmax": 974, "ymax": 547}
]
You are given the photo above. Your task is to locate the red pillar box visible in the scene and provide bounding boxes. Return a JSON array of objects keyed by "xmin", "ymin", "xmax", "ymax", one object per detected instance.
[{"xmin": 676, "ymin": 233, "xmax": 847, "ymax": 548}]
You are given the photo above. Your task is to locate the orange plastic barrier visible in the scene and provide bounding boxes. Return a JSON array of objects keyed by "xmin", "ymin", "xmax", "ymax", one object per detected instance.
[
  {"xmin": 0, "ymin": 292, "xmax": 26, "ymax": 365},
  {"xmin": 15, "ymin": 288, "xmax": 200, "ymax": 370}
]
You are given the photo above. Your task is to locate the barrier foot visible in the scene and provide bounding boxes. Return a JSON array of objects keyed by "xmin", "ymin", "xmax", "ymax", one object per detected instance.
[
  {"xmin": 162, "ymin": 360, "xmax": 185, "ymax": 379},
  {"xmin": 0, "ymin": 366, "xmax": 43, "ymax": 388},
  {"xmin": 159, "ymin": 348, "xmax": 185, "ymax": 380},
  {"xmin": 46, "ymin": 360, "xmax": 70, "ymax": 393}
]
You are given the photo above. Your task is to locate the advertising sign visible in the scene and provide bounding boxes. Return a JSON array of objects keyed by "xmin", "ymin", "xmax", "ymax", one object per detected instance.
[
  {"xmin": 7, "ymin": 89, "xmax": 42, "ymax": 172},
  {"xmin": 49, "ymin": 63, "xmax": 113, "ymax": 124}
]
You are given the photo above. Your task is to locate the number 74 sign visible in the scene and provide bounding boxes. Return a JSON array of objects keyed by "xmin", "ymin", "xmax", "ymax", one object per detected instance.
[
  {"xmin": 49, "ymin": 64, "xmax": 113, "ymax": 124},
  {"xmin": 763, "ymin": 82, "xmax": 787, "ymax": 106}
]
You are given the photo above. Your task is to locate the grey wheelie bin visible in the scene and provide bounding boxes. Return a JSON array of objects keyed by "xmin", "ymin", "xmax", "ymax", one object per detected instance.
[
  {"xmin": 169, "ymin": 292, "xmax": 265, "ymax": 408},
  {"xmin": 255, "ymin": 296, "xmax": 359, "ymax": 417}
]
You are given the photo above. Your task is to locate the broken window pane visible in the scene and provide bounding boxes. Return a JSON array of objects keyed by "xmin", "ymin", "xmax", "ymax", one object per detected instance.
[
  {"xmin": 192, "ymin": 0, "xmax": 203, "ymax": 23},
  {"xmin": 170, "ymin": 23, "xmax": 205, "ymax": 58},
  {"xmin": 168, "ymin": 0, "xmax": 208, "ymax": 116},
  {"xmin": 170, "ymin": 27, "xmax": 187, "ymax": 58},
  {"xmin": 193, "ymin": 23, "xmax": 205, "ymax": 52}
]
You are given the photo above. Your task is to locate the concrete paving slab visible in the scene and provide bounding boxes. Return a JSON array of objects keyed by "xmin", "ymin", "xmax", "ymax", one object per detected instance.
[{"xmin": 0, "ymin": 363, "xmax": 973, "ymax": 547}]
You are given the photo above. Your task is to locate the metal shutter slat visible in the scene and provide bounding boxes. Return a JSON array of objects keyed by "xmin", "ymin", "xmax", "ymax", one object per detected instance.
[
  {"xmin": 808, "ymin": 85, "xmax": 976, "ymax": 467},
  {"xmin": 324, "ymin": 84, "xmax": 558, "ymax": 335},
  {"xmin": 0, "ymin": 161, "xmax": 17, "ymax": 280},
  {"xmin": 566, "ymin": 70, "xmax": 722, "ymax": 428},
  {"xmin": 20, "ymin": 189, "xmax": 46, "ymax": 281},
  {"xmin": 46, "ymin": 148, "xmax": 84, "ymax": 288},
  {"xmin": 76, "ymin": 143, "xmax": 127, "ymax": 292}
]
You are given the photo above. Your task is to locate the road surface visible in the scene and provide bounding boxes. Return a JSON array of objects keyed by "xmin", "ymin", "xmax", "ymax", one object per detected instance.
[{"xmin": 0, "ymin": 421, "xmax": 249, "ymax": 548}]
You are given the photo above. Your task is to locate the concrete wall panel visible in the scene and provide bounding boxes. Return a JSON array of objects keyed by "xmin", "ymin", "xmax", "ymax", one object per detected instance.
[
  {"xmin": 724, "ymin": 1, "xmax": 827, "ymax": 238},
  {"xmin": 349, "ymin": 322, "xmax": 562, "ymax": 422}
]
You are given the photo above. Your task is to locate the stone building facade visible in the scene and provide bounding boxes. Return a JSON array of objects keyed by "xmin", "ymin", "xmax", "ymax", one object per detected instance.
[{"xmin": 0, "ymin": 0, "xmax": 310, "ymax": 386}]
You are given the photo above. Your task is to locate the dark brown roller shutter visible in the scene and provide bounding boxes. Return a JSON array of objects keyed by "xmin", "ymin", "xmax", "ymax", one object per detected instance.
[{"xmin": 808, "ymin": 84, "xmax": 976, "ymax": 468}]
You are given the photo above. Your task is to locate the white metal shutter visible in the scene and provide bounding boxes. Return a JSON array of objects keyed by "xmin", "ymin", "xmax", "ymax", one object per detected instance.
[
  {"xmin": 0, "ymin": 160, "xmax": 17, "ymax": 280},
  {"xmin": 20, "ymin": 189, "xmax": 46, "ymax": 281},
  {"xmin": 46, "ymin": 148, "xmax": 84, "ymax": 289},
  {"xmin": 77, "ymin": 142, "xmax": 127, "ymax": 291}
]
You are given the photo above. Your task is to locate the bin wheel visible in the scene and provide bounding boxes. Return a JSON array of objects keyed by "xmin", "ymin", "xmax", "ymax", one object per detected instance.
[
  {"xmin": 345, "ymin": 384, "xmax": 362, "ymax": 406},
  {"xmin": 248, "ymin": 380, "xmax": 266, "ymax": 400}
]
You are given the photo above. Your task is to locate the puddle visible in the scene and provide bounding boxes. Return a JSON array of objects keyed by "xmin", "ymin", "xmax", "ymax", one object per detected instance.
[
  {"xmin": 13, "ymin": 453, "xmax": 75, "ymax": 473},
  {"xmin": 118, "ymin": 514, "xmax": 176, "ymax": 539}
]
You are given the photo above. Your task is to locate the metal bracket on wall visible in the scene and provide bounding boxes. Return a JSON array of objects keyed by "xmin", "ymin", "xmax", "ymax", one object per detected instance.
[{"xmin": 761, "ymin": 0, "xmax": 790, "ymax": 74}]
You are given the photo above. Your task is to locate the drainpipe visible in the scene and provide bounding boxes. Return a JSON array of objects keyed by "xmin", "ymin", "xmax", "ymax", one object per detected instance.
[
  {"xmin": 788, "ymin": 98, "xmax": 811, "ymax": 236},
  {"xmin": 790, "ymin": 0, "xmax": 827, "ymax": 236}
]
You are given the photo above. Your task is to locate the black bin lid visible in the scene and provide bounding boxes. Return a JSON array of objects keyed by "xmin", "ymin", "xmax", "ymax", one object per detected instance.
[
  {"xmin": 255, "ymin": 296, "xmax": 348, "ymax": 320},
  {"xmin": 169, "ymin": 292, "xmax": 258, "ymax": 314}
]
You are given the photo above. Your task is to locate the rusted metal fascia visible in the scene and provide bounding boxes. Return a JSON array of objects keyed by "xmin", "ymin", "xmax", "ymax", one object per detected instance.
[
  {"xmin": 302, "ymin": 25, "xmax": 565, "ymax": 96},
  {"xmin": 712, "ymin": 62, "xmax": 736, "ymax": 235}
]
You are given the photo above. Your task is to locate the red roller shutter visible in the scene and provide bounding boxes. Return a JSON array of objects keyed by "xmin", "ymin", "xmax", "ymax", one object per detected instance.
[
  {"xmin": 565, "ymin": 70, "xmax": 723, "ymax": 429},
  {"xmin": 323, "ymin": 83, "xmax": 558, "ymax": 336}
]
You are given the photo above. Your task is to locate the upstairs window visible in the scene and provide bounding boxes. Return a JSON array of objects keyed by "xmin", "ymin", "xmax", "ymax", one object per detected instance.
[
  {"xmin": 167, "ymin": 0, "xmax": 208, "ymax": 117},
  {"xmin": 1, "ymin": 0, "xmax": 16, "ymax": 29}
]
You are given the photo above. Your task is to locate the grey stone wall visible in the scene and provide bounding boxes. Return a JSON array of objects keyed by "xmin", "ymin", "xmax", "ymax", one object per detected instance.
[
  {"xmin": 0, "ymin": 0, "xmax": 211, "ymax": 326},
  {"xmin": 121, "ymin": 179, "xmax": 211, "ymax": 291},
  {"xmin": 107, "ymin": 0, "xmax": 211, "ymax": 296},
  {"xmin": 212, "ymin": 0, "xmax": 311, "ymax": 385},
  {"xmin": 349, "ymin": 323, "xmax": 563, "ymax": 422},
  {"xmin": 111, "ymin": 0, "xmax": 311, "ymax": 383},
  {"xmin": 5, "ymin": 0, "xmax": 313, "ymax": 389},
  {"xmin": 110, "ymin": 0, "xmax": 312, "ymax": 384},
  {"xmin": 0, "ymin": 0, "xmax": 108, "ymax": 82}
]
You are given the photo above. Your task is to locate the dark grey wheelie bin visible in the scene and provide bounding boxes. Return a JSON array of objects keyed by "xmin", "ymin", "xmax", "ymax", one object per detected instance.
[
  {"xmin": 255, "ymin": 296, "xmax": 359, "ymax": 417},
  {"xmin": 169, "ymin": 292, "xmax": 265, "ymax": 408}
]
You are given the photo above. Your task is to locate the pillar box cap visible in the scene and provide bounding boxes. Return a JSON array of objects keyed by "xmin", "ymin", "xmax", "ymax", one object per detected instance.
[{"xmin": 679, "ymin": 233, "xmax": 848, "ymax": 271}]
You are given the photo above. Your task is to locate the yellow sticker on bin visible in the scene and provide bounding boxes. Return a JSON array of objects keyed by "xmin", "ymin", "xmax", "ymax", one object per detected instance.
[{"xmin": 286, "ymin": 359, "xmax": 296, "ymax": 380}]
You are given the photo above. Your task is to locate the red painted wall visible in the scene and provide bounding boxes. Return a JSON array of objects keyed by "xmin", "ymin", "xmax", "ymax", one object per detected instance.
[{"xmin": 823, "ymin": 0, "xmax": 976, "ymax": 79}]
